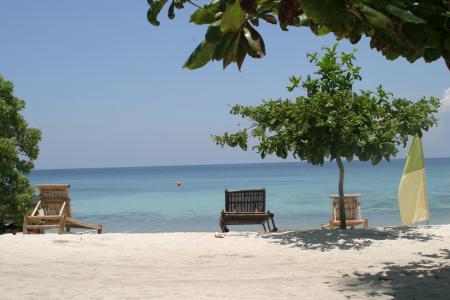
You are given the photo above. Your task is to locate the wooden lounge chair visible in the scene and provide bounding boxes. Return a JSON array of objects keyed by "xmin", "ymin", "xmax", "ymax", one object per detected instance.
[
  {"xmin": 219, "ymin": 189, "xmax": 277, "ymax": 232},
  {"xmin": 23, "ymin": 184, "xmax": 103, "ymax": 234},
  {"xmin": 327, "ymin": 194, "xmax": 368, "ymax": 229}
]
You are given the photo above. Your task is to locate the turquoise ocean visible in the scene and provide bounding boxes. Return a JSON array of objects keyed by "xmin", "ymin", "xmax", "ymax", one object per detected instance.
[{"xmin": 29, "ymin": 158, "xmax": 450, "ymax": 232}]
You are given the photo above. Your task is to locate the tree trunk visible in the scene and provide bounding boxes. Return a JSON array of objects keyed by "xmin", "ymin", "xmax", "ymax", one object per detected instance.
[{"xmin": 336, "ymin": 155, "xmax": 346, "ymax": 229}]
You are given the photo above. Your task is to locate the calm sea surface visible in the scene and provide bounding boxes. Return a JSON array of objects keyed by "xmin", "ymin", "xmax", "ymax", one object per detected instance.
[{"xmin": 29, "ymin": 159, "xmax": 450, "ymax": 232}]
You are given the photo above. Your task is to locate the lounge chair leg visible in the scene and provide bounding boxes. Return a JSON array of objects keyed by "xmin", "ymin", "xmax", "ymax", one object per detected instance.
[
  {"xmin": 23, "ymin": 216, "xmax": 28, "ymax": 234},
  {"xmin": 223, "ymin": 225, "xmax": 229, "ymax": 233},
  {"xmin": 58, "ymin": 216, "xmax": 66, "ymax": 234},
  {"xmin": 364, "ymin": 219, "xmax": 368, "ymax": 229},
  {"xmin": 262, "ymin": 223, "xmax": 267, "ymax": 232},
  {"xmin": 98, "ymin": 226, "xmax": 103, "ymax": 234}
]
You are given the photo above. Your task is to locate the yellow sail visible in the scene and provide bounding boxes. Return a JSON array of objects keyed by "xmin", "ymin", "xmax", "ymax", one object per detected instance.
[{"xmin": 398, "ymin": 136, "xmax": 429, "ymax": 225}]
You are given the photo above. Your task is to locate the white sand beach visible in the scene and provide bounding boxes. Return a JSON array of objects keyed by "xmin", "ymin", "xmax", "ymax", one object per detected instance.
[{"xmin": 1, "ymin": 225, "xmax": 450, "ymax": 299}]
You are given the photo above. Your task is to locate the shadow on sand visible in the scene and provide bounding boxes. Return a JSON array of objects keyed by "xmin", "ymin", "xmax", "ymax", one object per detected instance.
[
  {"xmin": 261, "ymin": 227, "xmax": 438, "ymax": 251},
  {"xmin": 341, "ymin": 250, "xmax": 450, "ymax": 299}
]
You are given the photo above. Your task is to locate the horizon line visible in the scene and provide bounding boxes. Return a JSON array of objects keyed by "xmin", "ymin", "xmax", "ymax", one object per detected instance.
[{"xmin": 33, "ymin": 156, "xmax": 450, "ymax": 172}]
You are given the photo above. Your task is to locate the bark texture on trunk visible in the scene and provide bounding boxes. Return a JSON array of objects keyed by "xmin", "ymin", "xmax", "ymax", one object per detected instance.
[{"xmin": 336, "ymin": 155, "xmax": 346, "ymax": 229}]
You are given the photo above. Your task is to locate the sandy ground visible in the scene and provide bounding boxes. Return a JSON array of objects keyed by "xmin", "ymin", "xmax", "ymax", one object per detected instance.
[{"xmin": 1, "ymin": 225, "xmax": 450, "ymax": 300}]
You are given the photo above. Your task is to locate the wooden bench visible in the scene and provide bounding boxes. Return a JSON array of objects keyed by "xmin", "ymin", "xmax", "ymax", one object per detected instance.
[{"xmin": 219, "ymin": 189, "xmax": 277, "ymax": 232}]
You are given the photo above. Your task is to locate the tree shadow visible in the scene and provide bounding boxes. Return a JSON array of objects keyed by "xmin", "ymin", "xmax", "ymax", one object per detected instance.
[
  {"xmin": 341, "ymin": 251, "xmax": 450, "ymax": 299},
  {"xmin": 260, "ymin": 227, "xmax": 438, "ymax": 251}
]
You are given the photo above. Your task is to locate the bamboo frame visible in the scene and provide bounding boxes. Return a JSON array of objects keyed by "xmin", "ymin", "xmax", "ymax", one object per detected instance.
[
  {"xmin": 23, "ymin": 184, "xmax": 103, "ymax": 234},
  {"xmin": 328, "ymin": 194, "xmax": 368, "ymax": 229}
]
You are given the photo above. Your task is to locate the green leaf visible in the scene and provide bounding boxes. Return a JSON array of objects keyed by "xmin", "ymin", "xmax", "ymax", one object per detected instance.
[
  {"xmin": 205, "ymin": 25, "xmax": 222, "ymax": 44},
  {"xmin": 423, "ymin": 48, "xmax": 441, "ymax": 63},
  {"xmin": 235, "ymin": 32, "xmax": 247, "ymax": 70},
  {"xmin": 238, "ymin": 137, "xmax": 248, "ymax": 150},
  {"xmin": 316, "ymin": 25, "xmax": 330, "ymax": 36},
  {"xmin": 444, "ymin": 36, "xmax": 450, "ymax": 50},
  {"xmin": 370, "ymin": 153, "xmax": 382, "ymax": 165},
  {"xmin": 212, "ymin": 32, "xmax": 234, "ymax": 60},
  {"xmin": 301, "ymin": 0, "xmax": 349, "ymax": 32},
  {"xmin": 400, "ymin": 23, "xmax": 426, "ymax": 48},
  {"xmin": 406, "ymin": 49, "xmax": 424, "ymax": 63},
  {"xmin": 190, "ymin": 4, "xmax": 219, "ymax": 25},
  {"xmin": 147, "ymin": 0, "xmax": 169, "ymax": 26},
  {"xmin": 220, "ymin": 0, "xmax": 246, "ymax": 33},
  {"xmin": 223, "ymin": 34, "xmax": 239, "ymax": 68},
  {"xmin": 183, "ymin": 41, "xmax": 216, "ymax": 69},
  {"xmin": 384, "ymin": 4, "xmax": 426, "ymax": 24},
  {"xmin": 355, "ymin": 3, "xmax": 390, "ymax": 29},
  {"xmin": 423, "ymin": 28, "xmax": 442, "ymax": 48}
]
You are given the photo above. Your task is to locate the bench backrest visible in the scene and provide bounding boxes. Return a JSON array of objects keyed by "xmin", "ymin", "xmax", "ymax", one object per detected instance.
[{"xmin": 225, "ymin": 189, "xmax": 266, "ymax": 213}]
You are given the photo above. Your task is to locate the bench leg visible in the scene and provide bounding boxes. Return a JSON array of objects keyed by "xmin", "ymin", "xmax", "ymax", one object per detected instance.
[
  {"xmin": 269, "ymin": 212, "xmax": 278, "ymax": 232},
  {"xmin": 262, "ymin": 223, "xmax": 267, "ymax": 232},
  {"xmin": 219, "ymin": 217, "xmax": 226, "ymax": 233},
  {"xmin": 219, "ymin": 220, "xmax": 229, "ymax": 233},
  {"xmin": 364, "ymin": 219, "xmax": 368, "ymax": 229},
  {"xmin": 219, "ymin": 212, "xmax": 230, "ymax": 233}
]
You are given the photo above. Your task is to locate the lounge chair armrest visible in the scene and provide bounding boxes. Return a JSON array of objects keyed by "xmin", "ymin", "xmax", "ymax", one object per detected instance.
[
  {"xmin": 58, "ymin": 202, "xmax": 66, "ymax": 216},
  {"xmin": 31, "ymin": 201, "xmax": 42, "ymax": 216}
]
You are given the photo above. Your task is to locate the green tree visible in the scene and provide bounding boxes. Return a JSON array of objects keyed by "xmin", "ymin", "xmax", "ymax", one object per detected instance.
[
  {"xmin": 213, "ymin": 45, "xmax": 440, "ymax": 229},
  {"xmin": 147, "ymin": 0, "xmax": 450, "ymax": 70},
  {"xmin": 0, "ymin": 75, "xmax": 41, "ymax": 227}
]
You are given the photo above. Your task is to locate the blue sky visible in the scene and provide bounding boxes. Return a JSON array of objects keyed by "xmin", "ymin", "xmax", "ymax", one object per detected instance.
[{"xmin": 1, "ymin": 1, "xmax": 449, "ymax": 169}]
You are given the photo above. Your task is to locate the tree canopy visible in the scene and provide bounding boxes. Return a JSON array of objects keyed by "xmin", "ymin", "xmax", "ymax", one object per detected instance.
[
  {"xmin": 0, "ymin": 75, "xmax": 41, "ymax": 226},
  {"xmin": 147, "ymin": 0, "xmax": 450, "ymax": 70},
  {"xmin": 213, "ymin": 45, "xmax": 440, "ymax": 228}
]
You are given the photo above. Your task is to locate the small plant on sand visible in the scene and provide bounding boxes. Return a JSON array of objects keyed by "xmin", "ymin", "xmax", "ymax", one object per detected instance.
[
  {"xmin": 213, "ymin": 44, "xmax": 440, "ymax": 229},
  {"xmin": 0, "ymin": 75, "xmax": 41, "ymax": 228}
]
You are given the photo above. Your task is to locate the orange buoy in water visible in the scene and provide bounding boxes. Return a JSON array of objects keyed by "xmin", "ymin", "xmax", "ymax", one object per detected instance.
[{"xmin": 176, "ymin": 180, "xmax": 182, "ymax": 187}]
